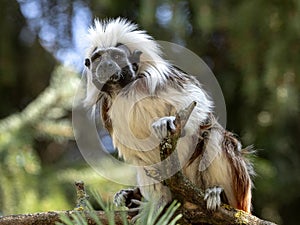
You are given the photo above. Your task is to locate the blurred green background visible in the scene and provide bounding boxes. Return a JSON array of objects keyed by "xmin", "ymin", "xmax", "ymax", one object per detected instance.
[{"xmin": 0, "ymin": 0, "xmax": 299, "ymax": 224}]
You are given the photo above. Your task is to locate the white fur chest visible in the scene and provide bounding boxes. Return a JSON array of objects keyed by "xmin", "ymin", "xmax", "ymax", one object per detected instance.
[{"xmin": 108, "ymin": 83, "xmax": 212, "ymax": 159}]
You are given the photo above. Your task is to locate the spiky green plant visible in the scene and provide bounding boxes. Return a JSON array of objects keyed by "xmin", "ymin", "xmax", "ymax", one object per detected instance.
[{"xmin": 56, "ymin": 190, "xmax": 182, "ymax": 225}]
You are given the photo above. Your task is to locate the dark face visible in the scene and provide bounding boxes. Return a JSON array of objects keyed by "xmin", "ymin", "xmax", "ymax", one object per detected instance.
[
  {"xmin": 85, "ymin": 45, "xmax": 142, "ymax": 93},
  {"xmin": 91, "ymin": 47, "xmax": 131, "ymax": 83}
]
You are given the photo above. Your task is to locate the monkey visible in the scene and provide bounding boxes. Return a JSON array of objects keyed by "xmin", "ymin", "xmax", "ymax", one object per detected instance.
[{"xmin": 83, "ymin": 18, "xmax": 254, "ymax": 215}]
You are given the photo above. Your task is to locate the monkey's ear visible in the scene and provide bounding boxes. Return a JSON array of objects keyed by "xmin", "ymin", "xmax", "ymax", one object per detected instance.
[
  {"xmin": 85, "ymin": 58, "xmax": 91, "ymax": 69},
  {"xmin": 130, "ymin": 50, "xmax": 142, "ymax": 64},
  {"xmin": 130, "ymin": 50, "xmax": 142, "ymax": 72}
]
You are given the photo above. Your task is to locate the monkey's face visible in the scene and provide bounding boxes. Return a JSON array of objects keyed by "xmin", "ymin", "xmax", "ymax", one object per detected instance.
[
  {"xmin": 90, "ymin": 47, "xmax": 130, "ymax": 85},
  {"xmin": 85, "ymin": 45, "xmax": 142, "ymax": 92}
]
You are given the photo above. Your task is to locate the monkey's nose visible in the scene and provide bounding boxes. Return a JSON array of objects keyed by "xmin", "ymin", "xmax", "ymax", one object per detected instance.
[
  {"xmin": 97, "ymin": 61, "xmax": 120, "ymax": 83},
  {"xmin": 100, "ymin": 61, "xmax": 113, "ymax": 69},
  {"xmin": 99, "ymin": 62, "xmax": 116, "ymax": 77}
]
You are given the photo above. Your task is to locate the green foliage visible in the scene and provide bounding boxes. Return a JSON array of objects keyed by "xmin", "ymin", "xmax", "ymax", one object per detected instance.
[
  {"xmin": 0, "ymin": 66, "xmax": 79, "ymax": 214},
  {"xmin": 56, "ymin": 191, "xmax": 181, "ymax": 225},
  {"xmin": 139, "ymin": 200, "xmax": 182, "ymax": 225}
]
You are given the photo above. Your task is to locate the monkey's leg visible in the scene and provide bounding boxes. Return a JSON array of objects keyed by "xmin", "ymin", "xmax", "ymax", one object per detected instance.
[
  {"xmin": 137, "ymin": 165, "xmax": 173, "ymax": 208},
  {"xmin": 204, "ymin": 186, "xmax": 223, "ymax": 210}
]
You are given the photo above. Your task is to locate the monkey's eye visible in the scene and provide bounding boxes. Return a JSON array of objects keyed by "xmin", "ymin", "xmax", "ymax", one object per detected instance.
[{"xmin": 112, "ymin": 53, "xmax": 121, "ymax": 60}]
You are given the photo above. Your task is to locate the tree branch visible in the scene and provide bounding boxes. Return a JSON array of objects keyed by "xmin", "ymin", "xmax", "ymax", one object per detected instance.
[{"xmin": 0, "ymin": 210, "xmax": 126, "ymax": 225}]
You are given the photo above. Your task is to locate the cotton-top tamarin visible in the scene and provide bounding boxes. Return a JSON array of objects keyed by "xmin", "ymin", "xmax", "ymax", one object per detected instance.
[{"xmin": 83, "ymin": 18, "xmax": 254, "ymax": 213}]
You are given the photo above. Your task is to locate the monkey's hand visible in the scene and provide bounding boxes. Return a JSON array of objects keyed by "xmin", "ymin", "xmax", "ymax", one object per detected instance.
[
  {"xmin": 204, "ymin": 186, "xmax": 223, "ymax": 210},
  {"xmin": 152, "ymin": 116, "xmax": 176, "ymax": 139}
]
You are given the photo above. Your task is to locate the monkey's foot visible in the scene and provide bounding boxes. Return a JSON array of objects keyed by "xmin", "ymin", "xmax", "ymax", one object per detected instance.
[
  {"xmin": 113, "ymin": 187, "xmax": 142, "ymax": 209},
  {"xmin": 114, "ymin": 188, "xmax": 144, "ymax": 221},
  {"xmin": 204, "ymin": 186, "xmax": 223, "ymax": 210},
  {"xmin": 152, "ymin": 116, "xmax": 176, "ymax": 139}
]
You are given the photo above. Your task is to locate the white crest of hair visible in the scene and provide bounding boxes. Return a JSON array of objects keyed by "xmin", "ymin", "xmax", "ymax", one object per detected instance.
[{"xmin": 85, "ymin": 17, "xmax": 171, "ymax": 95}]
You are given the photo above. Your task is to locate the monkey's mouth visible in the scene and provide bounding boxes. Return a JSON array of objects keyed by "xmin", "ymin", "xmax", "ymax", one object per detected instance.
[
  {"xmin": 97, "ymin": 69, "xmax": 122, "ymax": 83},
  {"xmin": 92, "ymin": 71, "xmax": 122, "ymax": 90},
  {"xmin": 108, "ymin": 71, "xmax": 122, "ymax": 82}
]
